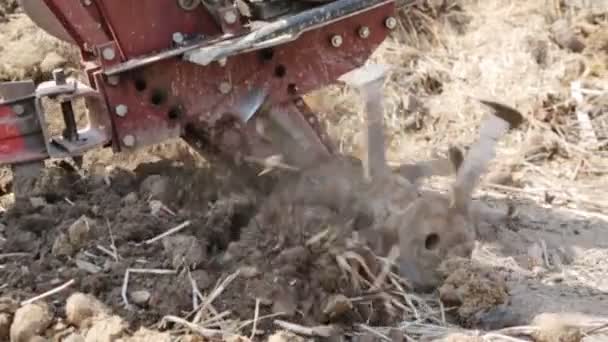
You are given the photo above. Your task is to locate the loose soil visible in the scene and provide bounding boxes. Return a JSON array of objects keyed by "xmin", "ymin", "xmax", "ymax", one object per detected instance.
[{"xmin": 1, "ymin": 0, "xmax": 608, "ymax": 341}]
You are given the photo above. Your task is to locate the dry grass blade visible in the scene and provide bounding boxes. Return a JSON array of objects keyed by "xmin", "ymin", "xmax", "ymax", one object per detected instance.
[
  {"xmin": 193, "ymin": 269, "xmax": 240, "ymax": 323},
  {"xmin": 121, "ymin": 268, "xmax": 177, "ymax": 308},
  {"xmin": 21, "ymin": 279, "xmax": 75, "ymax": 306},
  {"xmin": 274, "ymin": 320, "xmax": 336, "ymax": 337},
  {"xmin": 143, "ymin": 220, "xmax": 191, "ymax": 245}
]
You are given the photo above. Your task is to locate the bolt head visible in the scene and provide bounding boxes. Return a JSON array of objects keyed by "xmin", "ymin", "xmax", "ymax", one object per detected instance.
[
  {"xmin": 172, "ymin": 32, "xmax": 185, "ymax": 44},
  {"xmin": 122, "ymin": 135, "xmax": 135, "ymax": 147},
  {"xmin": 102, "ymin": 47, "xmax": 116, "ymax": 61},
  {"xmin": 82, "ymin": 0, "xmax": 92, "ymax": 5},
  {"xmin": 223, "ymin": 10, "xmax": 237, "ymax": 24},
  {"xmin": 12, "ymin": 104, "xmax": 25, "ymax": 116},
  {"xmin": 331, "ymin": 35, "xmax": 343, "ymax": 48},
  {"xmin": 219, "ymin": 82, "xmax": 232, "ymax": 94},
  {"xmin": 358, "ymin": 26, "xmax": 371, "ymax": 39},
  {"xmin": 385, "ymin": 17, "xmax": 397, "ymax": 30},
  {"xmin": 115, "ymin": 104, "xmax": 128, "ymax": 117}
]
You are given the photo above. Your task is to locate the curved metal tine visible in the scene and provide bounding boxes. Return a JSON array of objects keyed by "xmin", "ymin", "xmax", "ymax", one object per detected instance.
[
  {"xmin": 393, "ymin": 146, "xmax": 464, "ymax": 185},
  {"xmin": 339, "ymin": 64, "xmax": 391, "ymax": 182},
  {"xmin": 450, "ymin": 99, "xmax": 524, "ymax": 210}
]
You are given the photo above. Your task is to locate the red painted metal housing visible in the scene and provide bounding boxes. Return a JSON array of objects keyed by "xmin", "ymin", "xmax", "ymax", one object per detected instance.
[{"xmin": 2, "ymin": 0, "xmax": 396, "ymax": 169}]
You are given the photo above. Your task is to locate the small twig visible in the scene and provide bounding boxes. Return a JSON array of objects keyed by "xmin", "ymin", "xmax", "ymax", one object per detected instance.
[
  {"xmin": 162, "ymin": 315, "xmax": 231, "ymax": 339},
  {"xmin": 0, "ymin": 253, "xmax": 31, "ymax": 260},
  {"xmin": 143, "ymin": 221, "xmax": 191, "ymax": 245},
  {"xmin": 357, "ymin": 324, "xmax": 392, "ymax": 341},
  {"xmin": 193, "ymin": 269, "xmax": 241, "ymax": 323},
  {"xmin": 249, "ymin": 298, "xmax": 260, "ymax": 340},
  {"xmin": 96, "ymin": 245, "xmax": 118, "ymax": 261},
  {"xmin": 21, "ymin": 279, "xmax": 75, "ymax": 306},
  {"xmin": 64, "ymin": 197, "xmax": 75, "ymax": 206},
  {"xmin": 105, "ymin": 218, "xmax": 120, "ymax": 261},
  {"xmin": 274, "ymin": 320, "xmax": 336, "ymax": 337}
]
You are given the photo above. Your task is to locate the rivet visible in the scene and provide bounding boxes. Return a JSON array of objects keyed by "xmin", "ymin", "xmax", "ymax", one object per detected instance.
[
  {"xmin": 331, "ymin": 35, "xmax": 343, "ymax": 48},
  {"xmin": 122, "ymin": 135, "xmax": 135, "ymax": 147},
  {"xmin": 102, "ymin": 47, "xmax": 116, "ymax": 61},
  {"xmin": 358, "ymin": 26, "xmax": 371, "ymax": 39},
  {"xmin": 385, "ymin": 17, "xmax": 397, "ymax": 30},
  {"xmin": 12, "ymin": 104, "xmax": 25, "ymax": 116},
  {"xmin": 115, "ymin": 104, "xmax": 128, "ymax": 117},
  {"xmin": 219, "ymin": 82, "xmax": 232, "ymax": 94},
  {"xmin": 223, "ymin": 10, "xmax": 237, "ymax": 24},
  {"xmin": 107, "ymin": 75, "xmax": 120, "ymax": 86},
  {"xmin": 172, "ymin": 32, "xmax": 185, "ymax": 44}
]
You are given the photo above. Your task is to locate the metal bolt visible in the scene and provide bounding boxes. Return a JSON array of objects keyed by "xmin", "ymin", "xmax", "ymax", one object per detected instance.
[
  {"xmin": 223, "ymin": 10, "xmax": 237, "ymax": 24},
  {"xmin": 219, "ymin": 82, "xmax": 232, "ymax": 94},
  {"xmin": 122, "ymin": 135, "xmax": 135, "ymax": 147},
  {"xmin": 172, "ymin": 32, "xmax": 185, "ymax": 44},
  {"xmin": 82, "ymin": 0, "xmax": 92, "ymax": 5},
  {"xmin": 331, "ymin": 35, "xmax": 343, "ymax": 48},
  {"xmin": 12, "ymin": 104, "xmax": 25, "ymax": 116},
  {"xmin": 107, "ymin": 75, "xmax": 120, "ymax": 86},
  {"xmin": 102, "ymin": 47, "xmax": 116, "ymax": 61},
  {"xmin": 385, "ymin": 17, "xmax": 397, "ymax": 30},
  {"xmin": 115, "ymin": 104, "xmax": 128, "ymax": 117},
  {"xmin": 358, "ymin": 26, "xmax": 371, "ymax": 39}
]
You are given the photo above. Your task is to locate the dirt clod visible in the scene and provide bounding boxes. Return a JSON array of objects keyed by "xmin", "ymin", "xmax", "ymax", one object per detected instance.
[
  {"xmin": 531, "ymin": 314, "xmax": 583, "ymax": 342},
  {"xmin": 68, "ymin": 216, "xmax": 92, "ymax": 248},
  {"xmin": 84, "ymin": 315, "xmax": 127, "ymax": 342},
  {"xmin": 65, "ymin": 293, "xmax": 111, "ymax": 328},
  {"xmin": 10, "ymin": 302, "xmax": 54, "ymax": 342},
  {"xmin": 438, "ymin": 258, "xmax": 509, "ymax": 327},
  {"xmin": 551, "ymin": 19, "xmax": 586, "ymax": 53},
  {"xmin": 130, "ymin": 291, "xmax": 151, "ymax": 307},
  {"xmin": 161, "ymin": 234, "xmax": 206, "ymax": 269}
]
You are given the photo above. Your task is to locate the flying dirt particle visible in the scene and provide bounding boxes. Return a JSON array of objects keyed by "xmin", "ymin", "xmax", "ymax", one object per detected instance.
[
  {"xmin": 52, "ymin": 233, "xmax": 75, "ymax": 257},
  {"xmin": 10, "ymin": 302, "xmax": 54, "ymax": 342},
  {"xmin": 129, "ymin": 290, "xmax": 151, "ymax": 307},
  {"xmin": 29, "ymin": 196, "xmax": 47, "ymax": 209},
  {"xmin": 68, "ymin": 216, "xmax": 92, "ymax": 248},
  {"xmin": 63, "ymin": 333, "xmax": 85, "ymax": 342},
  {"xmin": 437, "ymin": 258, "xmax": 509, "ymax": 327},
  {"xmin": 139, "ymin": 175, "xmax": 170, "ymax": 201},
  {"xmin": 0, "ymin": 313, "xmax": 11, "ymax": 341},
  {"xmin": 267, "ymin": 331, "xmax": 305, "ymax": 342},
  {"xmin": 531, "ymin": 313, "xmax": 583, "ymax": 342},
  {"xmin": 65, "ymin": 293, "xmax": 111, "ymax": 328},
  {"xmin": 238, "ymin": 266, "xmax": 261, "ymax": 278},
  {"xmin": 322, "ymin": 294, "xmax": 353, "ymax": 321},
  {"xmin": 126, "ymin": 328, "xmax": 170, "ymax": 342},
  {"xmin": 161, "ymin": 234, "xmax": 206, "ymax": 269},
  {"xmin": 190, "ymin": 270, "xmax": 212, "ymax": 290},
  {"xmin": 84, "ymin": 315, "xmax": 127, "ymax": 342},
  {"xmin": 122, "ymin": 192, "xmax": 138, "ymax": 205}
]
